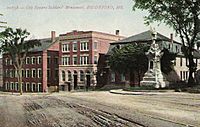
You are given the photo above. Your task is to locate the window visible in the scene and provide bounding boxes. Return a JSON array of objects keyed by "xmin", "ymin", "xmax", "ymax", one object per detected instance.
[
  {"xmin": 5, "ymin": 82, "xmax": 9, "ymax": 90},
  {"xmin": 68, "ymin": 71, "xmax": 72, "ymax": 81},
  {"xmin": 150, "ymin": 61, "xmax": 153, "ymax": 69},
  {"xmin": 10, "ymin": 82, "xmax": 14, "ymax": 90},
  {"xmin": 37, "ymin": 56, "xmax": 41, "ymax": 64},
  {"xmin": 32, "ymin": 57, "xmax": 36, "ymax": 64},
  {"xmin": 26, "ymin": 82, "xmax": 30, "ymax": 91},
  {"xmin": 38, "ymin": 68, "xmax": 42, "ymax": 78},
  {"xmin": 186, "ymin": 58, "xmax": 189, "ymax": 66},
  {"xmin": 111, "ymin": 72, "xmax": 115, "ymax": 82},
  {"xmin": 26, "ymin": 69, "xmax": 30, "ymax": 78},
  {"xmin": 120, "ymin": 73, "xmax": 126, "ymax": 81},
  {"xmin": 11, "ymin": 69, "xmax": 15, "ymax": 78},
  {"xmin": 38, "ymin": 83, "xmax": 42, "ymax": 92},
  {"xmin": 180, "ymin": 71, "xmax": 183, "ymax": 80},
  {"xmin": 94, "ymin": 42, "xmax": 97, "ymax": 50},
  {"xmin": 47, "ymin": 56, "xmax": 51, "ymax": 64},
  {"xmin": 55, "ymin": 69, "xmax": 59, "ymax": 79},
  {"xmin": 183, "ymin": 71, "xmax": 186, "ymax": 80},
  {"xmin": 32, "ymin": 69, "xmax": 36, "ymax": 78},
  {"xmin": 15, "ymin": 82, "xmax": 19, "ymax": 91},
  {"xmin": 180, "ymin": 57, "xmax": 182, "ymax": 66},
  {"xmin": 62, "ymin": 56, "xmax": 70, "ymax": 65},
  {"xmin": 73, "ymin": 56, "xmax": 77, "ymax": 65},
  {"xmin": 62, "ymin": 43, "xmax": 70, "ymax": 52},
  {"xmin": 80, "ymin": 70, "xmax": 84, "ymax": 81},
  {"xmin": 62, "ymin": 71, "xmax": 65, "ymax": 81},
  {"xmin": 47, "ymin": 69, "xmax": 50, "ymax": 80},
  {"xmin": 73, "ymin": 42, "xmax": 77, "ymax": 51},
  {"xmin": 54, "ymin": 57, "xmax": 59, "ymax": 64},
  {"xmin": 94, "ymin": 56, "xmax": 98, "ymax": 64},
  {"xmin": 176, "ymin": 45, "xmax": 178, "ymax": 52},
  {"xmin": 80, "ymin": 41, "xmax": 89, "ymax": 51},
  {"xmin": 26, "ymin": 57, "xmax": 30, "ymax": 64},
  {"xmin": 7, "ymin": 82, "xmax": 10, "ymax": 90},
  {"xmin": 22, "ymin": 69, "xmax": 25, "ymax": 78},
  {"xmin": 80, "ymin": 56, "xmax": 89, "ymax": 65},
  {"xmin": 32, "ymin": 83, "xmax": 36, "ymax": 92},
  {"xmin": 5, "ymin": 69, "xmax": 8, "ymax": 77}
]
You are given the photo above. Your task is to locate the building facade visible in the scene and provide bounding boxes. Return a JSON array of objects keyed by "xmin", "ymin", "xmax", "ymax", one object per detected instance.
[
  {"xmin": 59, "ymin": 30, "xmax": 123, "ymax": 90},
  {"xmin": 98, "ymin": 30, "xmax": 200, "ymax": 87},
  {"xmin": 3, "ymin": 32, "xmax": 60, "ymax": 92}
]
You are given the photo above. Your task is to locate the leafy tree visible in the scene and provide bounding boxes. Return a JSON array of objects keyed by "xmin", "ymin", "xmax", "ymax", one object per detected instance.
[
  {"xmin": 109, "ymin": 44, "xmax": 149, "ymax": 86},
  {"xmin": 109, "ymin": 44, "xmax": 176, "ymax": 86},
  {"xmin": 132, "ymin": 0, "xmax": 200, "ymax": 86},
  {"xmin": 0, "ymin": 27, "xmax": 41, "ymax": 95},
  {"xmin": 161, "ymin": 48, "xmax": 177, "ymax": 74}
]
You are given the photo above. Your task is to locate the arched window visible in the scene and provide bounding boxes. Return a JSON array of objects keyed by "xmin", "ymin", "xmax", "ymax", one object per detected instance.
[
  {"xmin": 68, "ymin": 71, "xmax": 72, "ymax": 81},
  {"xmin": 62, "ymin": 71, "xmax": 65, "ymax": 81},
  {"xmin": 80, "ymin": 70, "xmax": 84, "ymax": 81}
]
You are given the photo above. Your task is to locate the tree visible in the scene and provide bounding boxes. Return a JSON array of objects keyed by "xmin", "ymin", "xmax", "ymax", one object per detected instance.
[
  {"xmin": 132, "ymin": 0, "xmax": 200, "ymax": 86},
  {"xmin": 109, "ymin": 44, "xmax": 149, "ymax": 86},
  {"xmin": 161, "ymin": 48, "xmax": 177, "ymax": 74},
  {"xmin": 0, "ymin": 27, "xmax": 41, "ymax": 95},
  {"xmin": 109, "ymin": 44, "xmax": 176, "ymax": 86}
]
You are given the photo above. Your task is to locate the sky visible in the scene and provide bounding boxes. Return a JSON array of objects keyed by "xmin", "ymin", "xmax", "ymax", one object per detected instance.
[{"xmin": 0, "ymin": 0, "xmax": 179, "ymax": 41}]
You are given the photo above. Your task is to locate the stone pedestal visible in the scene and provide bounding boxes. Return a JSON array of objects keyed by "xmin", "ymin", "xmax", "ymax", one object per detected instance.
[{"xmin": 140, "ymin": 30, "xmax": 169, "ymax": 88}]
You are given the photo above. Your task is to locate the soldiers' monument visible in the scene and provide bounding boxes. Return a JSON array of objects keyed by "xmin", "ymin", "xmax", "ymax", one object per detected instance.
[{"xmin": 140, "ymin": 29, "xmax": 169, "ymax": 88}]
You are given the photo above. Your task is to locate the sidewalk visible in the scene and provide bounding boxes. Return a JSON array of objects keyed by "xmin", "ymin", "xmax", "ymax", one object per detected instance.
[{"xmin": 109, "ymin": 89, "xmax": 176, "ymax": 95}]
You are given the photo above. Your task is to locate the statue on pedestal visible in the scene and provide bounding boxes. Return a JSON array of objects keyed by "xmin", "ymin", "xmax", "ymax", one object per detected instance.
[{"xmin": 140, "ymin": 29, "xmax": 169, "ymax": 88}]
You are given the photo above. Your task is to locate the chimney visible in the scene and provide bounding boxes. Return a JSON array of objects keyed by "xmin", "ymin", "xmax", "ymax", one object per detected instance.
[
  {"xmin": 170, "ymin": 33, "xmax": 173, "ymax": 43},
  {"xmin": 51, "ymin": 31, "xmax": 56, "ymax": 42},
  {"xmin": 115, "ymin": 30, "xmax": 119, "ymax": 36}
]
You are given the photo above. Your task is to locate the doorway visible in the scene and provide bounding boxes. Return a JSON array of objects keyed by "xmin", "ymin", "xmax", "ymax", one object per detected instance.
[
  {"xmin": 74, "ymin": 75, "xmax": 77, "ymax": 89},
  {"xmin": 86, "ymin": 74, "xmax": 91, "ymax": 90}
]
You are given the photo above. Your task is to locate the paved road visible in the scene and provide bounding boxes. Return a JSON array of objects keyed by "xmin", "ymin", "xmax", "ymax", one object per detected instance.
[{"xmin": 0, "ymin": 91, "xmax": 199, "ymax": 127}]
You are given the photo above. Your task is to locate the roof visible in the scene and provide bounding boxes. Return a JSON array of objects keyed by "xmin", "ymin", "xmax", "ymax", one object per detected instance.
[
  {"xmin": 29, "ymin": 37, "xmax": 58, "ymax": 52},
  {"xmin": 112, "ymin": 30, "xmax": 180, "ymax": 44}
]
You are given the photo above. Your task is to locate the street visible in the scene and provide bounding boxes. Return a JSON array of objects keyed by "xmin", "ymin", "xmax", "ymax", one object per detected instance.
[{"xmin": 0, "ymin": 91, "xmax": 199, "ymax": 127}]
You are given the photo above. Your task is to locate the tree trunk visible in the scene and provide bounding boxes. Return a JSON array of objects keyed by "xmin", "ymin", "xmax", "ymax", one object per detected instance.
[
  {"xmin": 130, "ymin": 71, "xmax": 135, "ymax": 87},
  {"xmin": 137, "ymin": 70, "xmax": 141, "ymax": 87},
  {"xmin": 188, "ymin": 54, "xmax": 196, "ymax": 87},
  {"xmin": 17, "ymin": 68, "xmax": 23, "ymax": 95}
]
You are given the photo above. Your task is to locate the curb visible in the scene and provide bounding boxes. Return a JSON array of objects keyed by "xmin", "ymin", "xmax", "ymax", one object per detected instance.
[{"xmin": 109, "ymin": 89, "xmax": 173, "ymax": 95}]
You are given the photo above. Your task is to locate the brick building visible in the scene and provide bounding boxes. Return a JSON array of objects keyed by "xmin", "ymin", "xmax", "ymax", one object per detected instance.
[
  {"xmin": 3, "ymin": 31, "xmax": 60, "ymax": 92},
  {"xmin": 98, "ymin": 30, "xmax": 200, "ymax": 87},
  {"xmin": 59, "ymin": 30, "xmax": 124, "ymax": 90}
]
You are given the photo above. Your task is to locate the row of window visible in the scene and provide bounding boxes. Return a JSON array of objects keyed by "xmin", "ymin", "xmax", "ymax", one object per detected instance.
[
  {"xmin": 61, "ymin": 70, "xmax": 91, "ymax": 82},
  {"xmin": 180, "ymin": 71, "xmax": 189, "ymax": 81},
  {"xmin": 5, "ymin": 56, "xmax": 59, "ymax": 65},
  {"xmin": 111, "ymin": 72, "xmax": 125, "ymax": 82},
  {"xmin": 62, "ymin": 41, "xmax": 98, "ymax": 52},
  {"xmin": 62, "ymin": 56, "xmax": 98, "ymax": 65},
  {"xmin": 5, "ymin": 69, "xmax": 42, "ymax": 78},
  {"xmin": 5, "ymin": 82, "xmax": 42, "ymax": 92},
  {"xmin": 176, "ymin": 57, "xmax": 198, "ymax": 67}
]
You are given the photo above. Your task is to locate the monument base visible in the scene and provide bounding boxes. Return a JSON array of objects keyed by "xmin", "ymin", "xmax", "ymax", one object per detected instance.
[{"xmin": 140, "ymin": 71, "xmax": 169, "ymax": 88}]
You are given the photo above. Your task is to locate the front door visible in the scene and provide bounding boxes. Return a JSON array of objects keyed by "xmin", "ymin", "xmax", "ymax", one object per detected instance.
[
  {"xmin": 74, "ymin": 75, "xmax": 77, "ymax": 89},
  {"xmin": 86, "ymin": 75, "xmax": 90, "ymax": 90}
]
